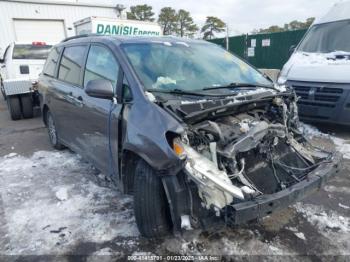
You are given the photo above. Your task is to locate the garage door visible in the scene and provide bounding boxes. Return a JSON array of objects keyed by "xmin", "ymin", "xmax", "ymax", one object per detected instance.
[{"xmin": 14, "ymin": 19, "xmax": 66, "ymax": 43}]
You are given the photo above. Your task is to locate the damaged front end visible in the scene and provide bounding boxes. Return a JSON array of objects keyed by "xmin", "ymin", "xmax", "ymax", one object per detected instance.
[{"xmin": 162, "ymin": 91, "xmax": 341, "ymax": 230}]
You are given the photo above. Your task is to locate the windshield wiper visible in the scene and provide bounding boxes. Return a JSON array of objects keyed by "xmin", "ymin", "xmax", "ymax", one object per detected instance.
[
  {"xmin": 147, "ymin": 88, "xmax": 230, "ymax": 97},
  {"xmin": 202, "ymin": 82, "xmax": 278, "ymax": 91}
]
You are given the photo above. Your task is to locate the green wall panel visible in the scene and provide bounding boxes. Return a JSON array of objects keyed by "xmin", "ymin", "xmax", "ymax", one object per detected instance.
[{"xmin": 209, "ymin": 29, "xmax": 307, "ymax": 69}]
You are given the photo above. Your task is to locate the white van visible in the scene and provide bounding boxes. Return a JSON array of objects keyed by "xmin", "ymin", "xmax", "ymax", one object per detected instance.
[{"xmin": 278, "ymin": 1, "xmax": 350, "ymax": 125}]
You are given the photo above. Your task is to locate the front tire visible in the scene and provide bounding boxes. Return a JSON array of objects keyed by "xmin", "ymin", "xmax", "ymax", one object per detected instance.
[
  {"xmin": 46, "ymin": 110, "xmax": 65, "ymax": 150},
  {"xmin": 134, "ymin": 159, "xmax": 172, "ymax": 238},
  {"xmin": 21, "ymin": 94, "xmax": 34, "ymax": 119},
  {"xmin": 7, "ymin": 96, "xmax": 21, "ymax": 120}
]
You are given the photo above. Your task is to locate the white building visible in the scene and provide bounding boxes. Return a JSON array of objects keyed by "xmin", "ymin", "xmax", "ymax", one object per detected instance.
[{"xmin": 0, "ymin": 0, "xmax": 125, "ymax": 53}]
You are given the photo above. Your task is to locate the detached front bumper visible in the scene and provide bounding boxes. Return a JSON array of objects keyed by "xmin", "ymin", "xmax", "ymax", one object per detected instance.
[{"xmin": 225, "ymin": 152, "xmax": 342, "ymax": 225}]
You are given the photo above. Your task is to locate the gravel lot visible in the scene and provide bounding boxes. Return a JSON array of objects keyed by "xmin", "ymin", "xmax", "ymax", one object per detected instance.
[{"xmin": 0, "ymin": 96, "xmax": 349, "ymax": 261}]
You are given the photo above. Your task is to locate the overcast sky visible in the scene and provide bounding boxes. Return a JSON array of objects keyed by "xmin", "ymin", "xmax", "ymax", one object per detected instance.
[
  {"xmin": 104, "ymin": 0, "xmax": 339, "ymax": 35},
  {"xmin": 82, "ymin": 0, "xmax": 341, "ymax": 35}
]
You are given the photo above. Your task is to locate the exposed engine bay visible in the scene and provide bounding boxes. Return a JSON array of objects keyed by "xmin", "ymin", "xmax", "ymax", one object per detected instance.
[{"xmin": 163, "ymin": 91, "xmax": 335, "ymax": 217}]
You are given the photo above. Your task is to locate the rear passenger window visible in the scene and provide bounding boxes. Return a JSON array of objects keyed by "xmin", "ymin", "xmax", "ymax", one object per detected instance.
[
  {"xmin": 83, "ymin": 45, "xmax": 119, "ymax": 90},
  {"xmin": 58, "ymin": 46, "xmax": 86, "ymax": 86},
  {"xmin": 43, "ymin": 47, "xmax": 62, "ymax": 77}
]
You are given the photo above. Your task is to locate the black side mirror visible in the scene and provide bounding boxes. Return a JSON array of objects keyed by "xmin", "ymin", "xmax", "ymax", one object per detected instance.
[
  {"xmin": 85, "ymin": 79, "xmax": 114, "ymax": 99},
  {"xmin": 289, "ymin": 45, "xmax": 296, "ymax": 56}
]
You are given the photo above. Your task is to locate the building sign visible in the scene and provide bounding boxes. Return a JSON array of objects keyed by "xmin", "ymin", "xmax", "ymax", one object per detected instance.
[
  {"xmin": 247, "ymin": 47, "xmax": 255, "ymax": 57},
  {"xmin": 262, "ymin": 39, "xmax": 271, "ymax": 47},
  {"xmin": 95, "ymin": 22, "xmax": 161, "ymax": 36},
  {"xmin": 74, "ymin": 17, "xmax": 162, "ymax": 37},
  {"xmin": 251, "ymin": 39, "xmax": 256, "ymax": 47}
]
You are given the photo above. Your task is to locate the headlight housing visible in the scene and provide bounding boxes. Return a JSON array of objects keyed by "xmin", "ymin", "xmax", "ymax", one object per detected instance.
[{"xmin": 172, "ymin": 137, "xmax": 187, "ymax": 160}]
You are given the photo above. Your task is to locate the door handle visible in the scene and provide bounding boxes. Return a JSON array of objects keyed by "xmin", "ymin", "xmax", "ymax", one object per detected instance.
[{"xmin": 73, "ymin": 95, "xmax": 84, "ymax": 107}]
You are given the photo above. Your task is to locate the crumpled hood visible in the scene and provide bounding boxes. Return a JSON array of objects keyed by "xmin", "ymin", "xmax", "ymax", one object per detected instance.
[
  {"xmin": 284, "ymin": 51, "xmax": 350, "ymax": 83},
  {"xmin": 160, "ymin": 88, "xmax": 279, "ymax": 124}
]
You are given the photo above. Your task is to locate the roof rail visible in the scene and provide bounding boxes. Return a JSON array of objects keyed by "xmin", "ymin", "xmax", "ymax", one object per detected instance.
[{"xmin": 60, "ymin": 34, "xmax": 102, "ymax": 43}]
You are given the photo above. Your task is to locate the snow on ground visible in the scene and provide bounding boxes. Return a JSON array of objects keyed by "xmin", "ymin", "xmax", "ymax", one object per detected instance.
[
  {"xmin": 300, "ymin": 122, "xmax": 350, "ymax": 159},
  {"xmin": 0, "ymin": 151, "xmax": 138, "ymax": 255},
  {"xmin": 294, "ymin": 202, "xmax": 350, "ymax": 255},
  {"xmin": 161, "ymin": 226, "xmax": 297, "ymax": 257}
]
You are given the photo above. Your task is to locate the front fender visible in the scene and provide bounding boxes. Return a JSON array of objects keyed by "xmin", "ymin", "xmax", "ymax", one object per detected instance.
[{"xmin": 122, "ymin": 99, "xmax": 185, "ymax": 175}]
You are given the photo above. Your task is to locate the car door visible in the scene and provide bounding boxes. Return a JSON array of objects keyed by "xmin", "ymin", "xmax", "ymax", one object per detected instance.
[
  {"xmin": 53, "ymin": 44, "xmax": 88, "ymax": 147},
  {"xmin": 73, "ymin": 44, "xmax": 123, "ymax": 175}
]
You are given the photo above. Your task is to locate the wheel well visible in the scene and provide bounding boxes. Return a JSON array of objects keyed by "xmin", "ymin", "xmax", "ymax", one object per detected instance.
[
  {"xmin": 42, "ymin": 105, "xmax": 49, "ymax": 126},
  {"xmin": 121, "ymin": 150, "xmax": 144, "ymax": 195}
]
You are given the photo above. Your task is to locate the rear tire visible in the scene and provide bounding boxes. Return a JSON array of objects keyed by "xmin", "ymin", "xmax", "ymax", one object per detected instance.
[
  {"xmin": 7, "ymin": 96, "xmax": 21, "ymax": 120},
  {"xmin": 46, "ymin": 110, "xmax": 65, "ymax": 150},
  {"xmin": 134, "ymin": 159, "xmax": 172, "ymax": 238},
  {"xmin": 21, "ymin": 94, "xmax": 34, "ymax": 119}
]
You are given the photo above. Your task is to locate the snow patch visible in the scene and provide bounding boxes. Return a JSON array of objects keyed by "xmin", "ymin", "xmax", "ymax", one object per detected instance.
[
  {"xmin": 55, "ymin": 187, "xmax": 68, "ymax": 201},
  {"xmin": 4, "ymin": 152, "xmax": 17, "ymax": 158},
  {"xmin": 145, "ymin": 91, "xmax": 156, "ymax": 102},
  {"xmin": 286, "ymin": 226, "xmax": 298, "ymax": 232},
  {"xmin": 331, "ymin": 137, "xmax": 350, "ymax": 159},
  {"xmin": 163, "ymin": 229, "xmax": 295, "ymax": 256},
  {"xmin": 0, "ymin": 150, "xmax": 138, "ymax": 255},
  {"xmin": 295, "ymin": 203, "xmax": 350, "ymax": 233},
  {"xmin": 294, "ymin": 232, "xmax": 306, "ymax": 241},
  {"xmin": 180, "ymin": 88, "xmax": 274, "ymax": 105},
  {"xmin": 294, "ymin": 203, "xmax": 350, "ymax": 255},
  {"xmin": 299, "ymin": 123, "xmax": 324, "ymax": 138},
  {"xmin": 339, "ymin": 203, "xmax": 350, "ymax": 210},
  {"xmin": 300, "ymin": 122, "xmax": 350, "ymax": 159},
  {"xmin": 292, "ymin": 52, "xmax": 350, "ymax": 66},
  {"xmin": 324, "ymin": 185, "xmax": 350, "ymax": 194},
  {"xmin": 180, "ymin": 215, "xmax": 192, "ymax": 230}
]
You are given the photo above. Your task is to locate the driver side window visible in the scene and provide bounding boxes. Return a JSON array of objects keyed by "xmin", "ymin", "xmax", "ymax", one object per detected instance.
[{"xmin": 84, "ymin": 45, "xmax": 119, "ymax": 92}]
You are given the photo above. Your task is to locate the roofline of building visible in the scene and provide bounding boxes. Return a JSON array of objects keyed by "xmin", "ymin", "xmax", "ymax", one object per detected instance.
[{"xmin": 0, "ymin": 0, "xmax": 117, "ymax": 8}]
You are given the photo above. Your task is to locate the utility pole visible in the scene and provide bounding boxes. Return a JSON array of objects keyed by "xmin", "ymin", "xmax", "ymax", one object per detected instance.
[{"xmin": 225, "ymin": 24, "xmax": 229, "ymax": 51}]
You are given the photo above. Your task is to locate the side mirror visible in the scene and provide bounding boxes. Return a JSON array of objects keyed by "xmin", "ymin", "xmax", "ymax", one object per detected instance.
[
  {"xmin": 85, "ymin": 79, "xmax": 114, "ymax": 99},
  {"xmin": 289, "ymin": 45, "xmax": 296, "ymax": 56}
]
